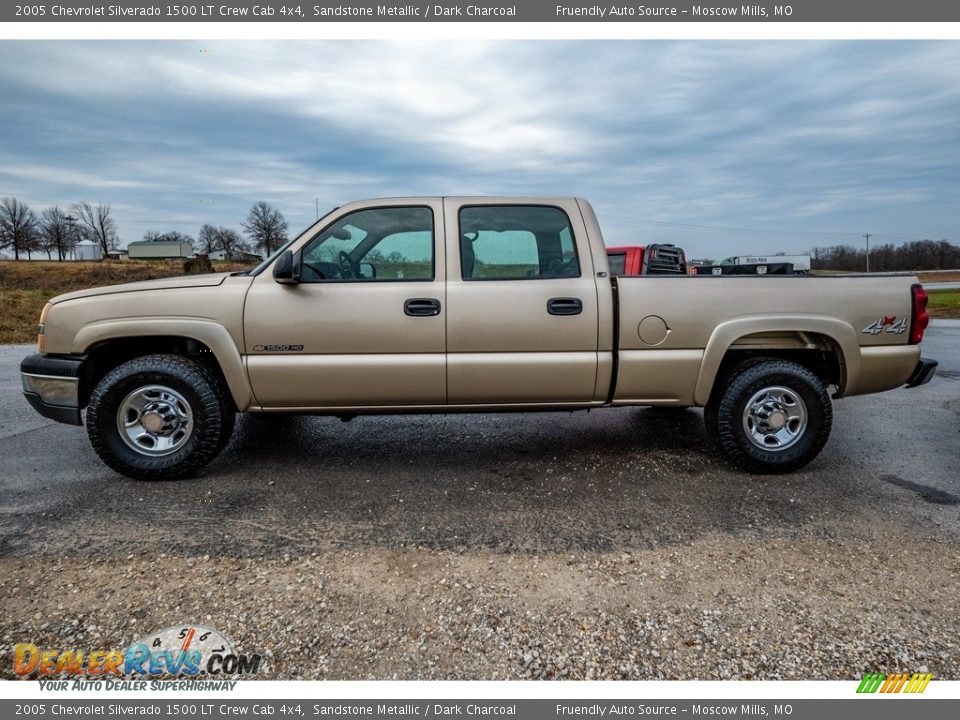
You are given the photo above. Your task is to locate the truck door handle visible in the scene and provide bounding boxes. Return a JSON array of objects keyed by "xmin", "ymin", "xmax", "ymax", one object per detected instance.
[
  {"xmin": 404, "ymin": 298, "xmax": 441, "ymax": 317},
  {"xmin": 547, "ymin": 297, "xmax": 583, "ymax": 316}
]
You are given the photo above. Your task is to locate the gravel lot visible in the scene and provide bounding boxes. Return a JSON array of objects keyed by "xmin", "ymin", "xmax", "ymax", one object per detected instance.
[{"xmin": 1, "ymin": 323, "xmax": 959, "ymax": 680}]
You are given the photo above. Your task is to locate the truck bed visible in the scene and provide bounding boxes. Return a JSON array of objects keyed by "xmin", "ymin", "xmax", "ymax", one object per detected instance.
[{"xmin": 610, "ymin": 274, "xmax": 920, "ymax": 404}]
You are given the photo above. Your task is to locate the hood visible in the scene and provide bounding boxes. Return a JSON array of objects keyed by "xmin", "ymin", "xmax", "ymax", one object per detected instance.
[{"xmin": 49, "ymin": 272, "xmax": 234, "ymax": 304}]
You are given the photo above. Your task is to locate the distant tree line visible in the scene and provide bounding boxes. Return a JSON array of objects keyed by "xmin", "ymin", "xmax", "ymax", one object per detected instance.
[
  {"xmin": 810, "ymin": 239, "xmax": 960, "ymax": 272},
  {"xmin": 0, "ymin": 198, "xmax": 119, "ymax": 261},
  {"xmin": 0, "ymin": 196, "xmax": 289, "ymax": 262}
]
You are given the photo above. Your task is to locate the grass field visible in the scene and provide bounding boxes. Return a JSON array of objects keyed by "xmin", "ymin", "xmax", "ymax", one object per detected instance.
[
  {"xmin": 0, "ymin": 260, "xmax": 254, "ymax": 344},
  {"xmin": 927, "ymin": 289, "xmax": 960, "ymax": 319}
]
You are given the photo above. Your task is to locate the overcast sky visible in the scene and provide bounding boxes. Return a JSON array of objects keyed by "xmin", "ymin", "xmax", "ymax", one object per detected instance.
[{"xmin": 1, "ymin": 40, "xmax": 957, "ymax": 258}]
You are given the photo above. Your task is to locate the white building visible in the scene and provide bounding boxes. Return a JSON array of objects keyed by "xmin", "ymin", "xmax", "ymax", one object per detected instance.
[
  {"xmin": 127, "ymin": 240, "xmax": 194, "ymax": 260},
  {"xmin": 75, "ymin": 240, "xmax": 102, "ymax": 261}
]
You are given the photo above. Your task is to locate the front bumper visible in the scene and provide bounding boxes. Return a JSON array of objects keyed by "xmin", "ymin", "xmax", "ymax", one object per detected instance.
[
  {"xmin": 905, "ymin": 357, "xmax": 938, "ymax": 388},
  {"xmin": 20, "ymin": 353, "xmax": 85, "ymax": 426}
]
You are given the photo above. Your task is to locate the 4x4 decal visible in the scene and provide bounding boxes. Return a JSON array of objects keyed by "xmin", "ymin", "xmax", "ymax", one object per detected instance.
[{"xmin": 862, "ymin": 316, "xmax": 908, "ymax": 335}]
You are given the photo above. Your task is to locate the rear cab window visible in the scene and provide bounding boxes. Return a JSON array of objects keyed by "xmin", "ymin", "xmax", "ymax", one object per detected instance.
[{"xmin": 607, "ymin": 252, "xmax": 627, "ymax": 276}]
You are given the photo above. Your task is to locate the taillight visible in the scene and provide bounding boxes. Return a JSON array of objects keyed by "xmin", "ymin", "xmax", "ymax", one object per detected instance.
[{"xmin": 909, "ymin": 284, "xmax": 929, "ymax": 345}]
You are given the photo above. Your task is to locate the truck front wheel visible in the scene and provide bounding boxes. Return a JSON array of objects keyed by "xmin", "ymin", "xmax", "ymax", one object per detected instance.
[
  {"xmin": 86, "ymin": 354, "xmax": 235, "ymax": 480},
  {"xmin": 706, "ymin": 359, "xmax": 832, "ymax": 474}
]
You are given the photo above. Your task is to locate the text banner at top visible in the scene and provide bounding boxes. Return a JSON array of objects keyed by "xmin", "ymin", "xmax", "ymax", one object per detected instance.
[{"xmin": 6, "ymin": 1, "xmax": 960, "ymax": 23}]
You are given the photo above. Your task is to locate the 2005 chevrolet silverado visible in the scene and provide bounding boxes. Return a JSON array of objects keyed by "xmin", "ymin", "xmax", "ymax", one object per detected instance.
[{"xmin": 21, "ymin": 197, "xmax": 938, "ymax": 480}]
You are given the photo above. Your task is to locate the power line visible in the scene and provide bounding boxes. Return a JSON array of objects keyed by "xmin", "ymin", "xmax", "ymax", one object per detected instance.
[
  {"xmin": 633, "ymin": 218, "xmax": 850, "ymax": 237},
  {"xmin": 630, "ymin": 217, "xmax": 935, "ymax": 243}
]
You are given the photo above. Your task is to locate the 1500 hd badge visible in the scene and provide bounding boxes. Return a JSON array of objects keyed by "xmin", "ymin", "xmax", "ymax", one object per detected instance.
[
  {"xmin": 253, "ymin": 344, "xmax": 304, "ymax": 352},
  {"xmin": 862, "ymin": 316, "xmax": 908, "ymax": 335}
]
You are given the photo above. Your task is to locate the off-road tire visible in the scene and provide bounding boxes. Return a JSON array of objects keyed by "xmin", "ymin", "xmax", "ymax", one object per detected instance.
[
  {"xmin": 706, "ymin": 358, "xmax": 832, "ymax": 474},
  {"xmin": 703, "ymin": 356, "xmax": 768, "ymax": 443},
  {"xmin": 86, "ymin": 354, "xmax": 234, "ymax": 480}
]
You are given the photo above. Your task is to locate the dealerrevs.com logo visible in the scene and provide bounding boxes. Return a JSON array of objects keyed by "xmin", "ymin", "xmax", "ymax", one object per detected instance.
[{"xmin": 14, "ymin": 625, "xmax": 262, "ymax": 681}]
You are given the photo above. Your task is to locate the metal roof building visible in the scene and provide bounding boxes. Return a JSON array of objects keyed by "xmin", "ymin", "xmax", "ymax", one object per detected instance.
[{"xmin": 127, "ymin": 240, "xmax": 194, "ymax": 259}]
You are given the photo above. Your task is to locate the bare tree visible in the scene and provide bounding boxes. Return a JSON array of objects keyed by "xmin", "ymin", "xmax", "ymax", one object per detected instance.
[
  {"xmin": 72, "ymin": 201, "xmax": 118, "ymax": 256},
  {"xmin": 143, "ymin": 230, "xmax": 194, "ymax": 245},
  {"xmin": 195, "ymin": 223, "xmax": 250, "ymax": 259},
  {"xmin": 242, "ymin": 201, "xmax": 288, "ymax": 255},
  {"xmin": 40, "ymin": 206, "xmax": 77, "ymax": 261},
  {"xmin": 216, "ymin": 227, "xmax": 249, "ymax": 260},
  {"xmin": 0, "ymin": 197, "xmax": 39, "ymax": 261},
  {"xmin": 37, "ymin": 225, "xmax": 57, "ymax": 259},
  {"xmin": 24, "ymin": 224, "xmax": 40, "ymax": 260},
  {"xmin": 161, "ymin": 231, "xmax": 193, "ymax": 245},
  {"xmin": 197, "ymin": 224, "xmax": 219, "ymax": 254}
]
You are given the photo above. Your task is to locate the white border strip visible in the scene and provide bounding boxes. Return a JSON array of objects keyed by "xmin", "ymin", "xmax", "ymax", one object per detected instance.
[{"xmin": 4, "ymin": 679, "xmax": 960, "ymax": 699}]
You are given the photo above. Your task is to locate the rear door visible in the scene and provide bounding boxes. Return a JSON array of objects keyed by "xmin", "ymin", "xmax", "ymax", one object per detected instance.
[{"xmin": 443, "ymin": 198, "xmax": 600, "ymax": 404}]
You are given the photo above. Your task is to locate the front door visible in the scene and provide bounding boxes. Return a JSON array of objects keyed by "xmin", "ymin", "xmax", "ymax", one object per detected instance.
[
  {"xmin": 443, "ymin": 198, "xmax": 600, "ymax": 404},
  {"xmin": 244, "ymin": 200, "xmax": 446, "ymax": 408}
]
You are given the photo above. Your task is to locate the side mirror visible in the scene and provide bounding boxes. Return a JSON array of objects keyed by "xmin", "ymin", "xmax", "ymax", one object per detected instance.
[
  {"xmin": 273, "ymin": 250, "xmax": 301, "ymax": 284},
  {"xmin": 358, "ymin": 262, "xmax": 376, "ymax": 279}
]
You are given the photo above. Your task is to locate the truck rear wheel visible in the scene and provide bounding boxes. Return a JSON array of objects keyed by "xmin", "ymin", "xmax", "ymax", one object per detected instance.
[
  {"xmin": 706, "ymin": 358, "xmax": 832, "ymax": 474},
  {"xmin": 86, "ymin": 354, "xmax": 235, "ymax": 480}
]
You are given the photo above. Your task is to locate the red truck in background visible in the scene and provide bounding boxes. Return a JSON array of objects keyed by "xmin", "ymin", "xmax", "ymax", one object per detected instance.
[{"xmin": 605, "ymin": 244, "xmax": 687, "ymax": 276}]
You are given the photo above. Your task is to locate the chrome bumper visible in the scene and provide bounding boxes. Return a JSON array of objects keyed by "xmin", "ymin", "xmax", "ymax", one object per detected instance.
[{"xmin": 20, "ymin": 353, "xmax": 85, "ymax": 426}]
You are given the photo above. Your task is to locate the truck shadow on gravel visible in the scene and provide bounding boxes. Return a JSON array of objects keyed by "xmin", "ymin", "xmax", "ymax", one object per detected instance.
[
  {"xmin": 0, "ymin": 407, "xmax": 875, "ymax": 560},
  {"xmin": 882, "ymin": 474, "xmax": 960, "ymax": 505}
]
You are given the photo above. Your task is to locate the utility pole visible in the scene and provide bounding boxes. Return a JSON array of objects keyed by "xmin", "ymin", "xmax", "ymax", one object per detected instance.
[
  {"xmin": 65, "ymin": 215, "xmax": 77, "ymax": 260},
  {"xmin": 862, "ymin": 233, "xmax": 871, "ymax": 273}
]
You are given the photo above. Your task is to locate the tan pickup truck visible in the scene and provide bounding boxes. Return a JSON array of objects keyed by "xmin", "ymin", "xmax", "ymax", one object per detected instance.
[{"xmin": 21, "ymin": 197, "xmax": 937, "ymax": 480}]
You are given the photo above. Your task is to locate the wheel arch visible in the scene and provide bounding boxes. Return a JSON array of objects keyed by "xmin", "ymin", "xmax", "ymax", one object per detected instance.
[
  {"xmin": 694, "ymin": 316, "xmax": 859, "ymax": 406},
  {"xmin": 74, "ymin": 319, "xmax": 252, "ymax": 411}
]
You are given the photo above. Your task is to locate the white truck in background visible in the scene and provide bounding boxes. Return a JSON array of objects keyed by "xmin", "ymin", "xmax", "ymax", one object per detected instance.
[{"xmin": 723, "ymin": 254, "xmax": 812, "ymax": 273}]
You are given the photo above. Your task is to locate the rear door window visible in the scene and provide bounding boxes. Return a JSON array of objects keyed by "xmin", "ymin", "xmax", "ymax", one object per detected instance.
[{"xmin": 459, "ymin": 205, "xmax": 580, "ymax": 280}]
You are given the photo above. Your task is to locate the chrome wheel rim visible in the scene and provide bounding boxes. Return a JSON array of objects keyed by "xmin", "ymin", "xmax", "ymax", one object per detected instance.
[
  {"xmin": 116, "ymin": 385, "xmax": 194, "ymax": 457},
  {"xmin": 742, "ymin": 385, "xmax": 807, "ymax": 451}
]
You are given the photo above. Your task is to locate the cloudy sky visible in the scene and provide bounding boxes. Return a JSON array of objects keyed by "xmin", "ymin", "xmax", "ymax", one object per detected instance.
[{"xmin": 1, "ymin": 40, "xmax": 957, "ymax": 258}]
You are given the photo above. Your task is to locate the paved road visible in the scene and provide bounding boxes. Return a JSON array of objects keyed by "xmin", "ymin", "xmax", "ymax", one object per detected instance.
[
  {"xmin": 925, "ymin": 281, "xmax": 960, "ymax": 290},
  {"xmin": 1, "ymin": 323, "xmax": 958, "ymax": 558}
]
